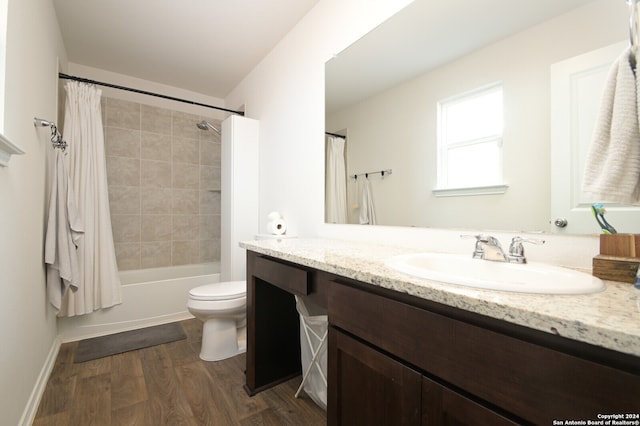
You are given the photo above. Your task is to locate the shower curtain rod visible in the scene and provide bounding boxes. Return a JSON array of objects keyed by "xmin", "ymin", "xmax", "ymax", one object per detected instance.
[
  {"xmin": 325, "ymin": 131, "xmax": 346, "ymax": 139},
  {"xmin": 58, "ymin": 73, "xmax": 245, "ymax": 116}
]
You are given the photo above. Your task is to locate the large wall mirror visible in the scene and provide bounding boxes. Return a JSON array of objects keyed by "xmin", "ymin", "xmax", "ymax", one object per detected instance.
[{"xmin": 325, "ymin": 0, "xmax": 638, "ymax": 234}]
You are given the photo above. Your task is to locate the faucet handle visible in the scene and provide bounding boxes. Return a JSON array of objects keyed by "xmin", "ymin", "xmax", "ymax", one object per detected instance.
[
  {"xmin": 461, "ymin": 234, "xmax": 484, "ymax": 258},
  {"xmin": 461, "ymin": 234, "xmax": 503, "ymax": 259},
  {"xmin": 508, "ymin": 236, "xmax": 545, "ymax": 263}
]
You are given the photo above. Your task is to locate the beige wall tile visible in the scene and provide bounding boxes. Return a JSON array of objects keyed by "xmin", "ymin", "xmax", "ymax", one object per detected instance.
[
  {"xmin": 172, "ymin": 137, "xmax": 199, "ymax": 164},
  {"xmin": 200, "ymin": 239, "xmax": 220, "ymax": 263},
  {"xmin": 106, "ymin": 156, "xmax": 140, "ymax": 187},
  {"xmin": 173, "ymin": 215, "xmax": 199, "ymax": 240},
  {"xmin": 141, "ymin": 132, "xmax": 171, "ymax": 161},
  {"xmin": 200, "ymin": 190, "xmax": 221, "ymax": 215},
  {"xmin": 141, "ymin": 159, "xmax": 171, "ymax": 188},
  {"xmin": 199, "ymin": 214, "xmax": 220, "ymax": 240},
  {"xmin": 199, "ymin": 165, "xmax": 221, "ymax": 191},
  {"xmin": 115, "ymin": 242, "xmax": 140, "ymax": 270},
  {"xmin": 141, "ymin": 241, "xmax": 171, "ymax": 268},
  {"xmin": 172, "ymin": 240, "xmax": 199, "ymax": 265},
  {"xmin": 172, "ymin": 111, "xmax": 200, "ymax": 139},
  {"xmin": 106, "ymin": 98, "xmax": 140, "ymax": 130},
  {"xmin": 108, "ymin": 186, "xmax": 141, "ymax": 215},
  {"xmin": 111, "ymin": 214, "xmax": 141, "ymax": 242},
  {"xmin": 104, "ymin": 127, "xmax": 140, "ymax": 158},
  {"xmin": 172, "ymin": 189, "xmax": 199, "ymax": 214},
  {"xmin": 199, "ymin": 139, "xmax": 221, "ymax": 166},
  {"xmin": 142, "ymin": 188, "xmax": 172, "ymax": 214},
  {"xmin": 141, "ymin": 214, "xmax": 172, "ymax": 242},
  {"xmin": 103, "ymin": 96, "xmax": 222, "ymax": 269},
  {"xmin": 141, "ymin": 105, "xmax": 172, "ymax": 135},
  {"xmin": 172, "ymin": 162, "xmax": 199, "ymax": 189}
]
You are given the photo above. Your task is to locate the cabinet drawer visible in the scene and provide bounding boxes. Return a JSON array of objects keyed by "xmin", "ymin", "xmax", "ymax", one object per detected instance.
[
  {"xmin": 252, "ymin": 255, "xmax": 310, "ymax": 295},
  {"xmin": 328, "ymin": 281, "xmax": 640, "ymax": 424}
]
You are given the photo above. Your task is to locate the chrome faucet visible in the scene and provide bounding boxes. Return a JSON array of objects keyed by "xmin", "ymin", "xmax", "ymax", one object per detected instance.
[
  {"xmin": 463, "ymin": 234, "xmax": 507, "ymax": 262},
  {"xmin": 462, "ymin": 234, "xmax": 545, "ymax": 263}
]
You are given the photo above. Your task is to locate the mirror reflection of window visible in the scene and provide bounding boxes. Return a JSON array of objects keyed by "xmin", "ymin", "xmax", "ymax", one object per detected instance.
[{"xmin": 437, "ymin": 83, "xmax": 504, "ymax": 190}]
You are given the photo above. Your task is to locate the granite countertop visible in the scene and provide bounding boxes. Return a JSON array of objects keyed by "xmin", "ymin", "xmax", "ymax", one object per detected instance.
[{"xmin": 240, "ymin": 238, "xmax": 640, "ymax": 357}]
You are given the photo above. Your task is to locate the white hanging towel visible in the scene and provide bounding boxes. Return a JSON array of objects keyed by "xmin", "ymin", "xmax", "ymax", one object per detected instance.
[
  {"xmin": 359, "ymin": 177, "xmax": 377, "ymax": 225},
  {"xmin": 44, "ymin": 149, "xmax": 84, "ymax": 311},
  {"xmin": 582, "ymin": 48, "xmax": 640, "ymax": 204}
]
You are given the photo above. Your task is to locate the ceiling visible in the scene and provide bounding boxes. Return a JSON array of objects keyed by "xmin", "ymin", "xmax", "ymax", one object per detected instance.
[
  {"xmin": 326, "ymin": 0, "xmax": 597, "ymax": 113},
  {"xmin": 53, "ymin": 0, "xmax": 320, "ymax": 99}
]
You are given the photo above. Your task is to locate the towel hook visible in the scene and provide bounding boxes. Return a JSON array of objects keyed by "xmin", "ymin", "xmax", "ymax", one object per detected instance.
[{"xmin": 628, "ymin": 0, "xmax": 639, "ymax": 53}]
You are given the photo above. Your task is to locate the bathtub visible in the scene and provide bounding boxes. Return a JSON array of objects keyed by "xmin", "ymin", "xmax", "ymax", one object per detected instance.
[
  {"xmin": 119, "ymin": 263, "xmax": 220, "ymax": 285},
  {"xmin": 58, "ymin": 263, "xmax": 220, "ymax": 342}
]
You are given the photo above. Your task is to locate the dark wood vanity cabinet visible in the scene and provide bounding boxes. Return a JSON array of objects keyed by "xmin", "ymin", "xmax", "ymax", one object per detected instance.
[
  {"xmin": 245, "ymin": 252, "xmax": 640, "ymax": 425},
  {"xmin": 328, "ymin": 327, "xmax": 518, "ymax": 425},
  {"xmin": 328, "ymin": 282, "xmax": 521, "ymax": 425},
  {"xmin": 327, "ymin": 279, "xmax": 640, "ymax": 425}
]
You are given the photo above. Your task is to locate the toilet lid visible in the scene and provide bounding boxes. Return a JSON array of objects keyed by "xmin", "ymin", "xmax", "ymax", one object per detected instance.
[{"xmin": 189, "ymin": 281, "xmax": 246, "ymax": 301}]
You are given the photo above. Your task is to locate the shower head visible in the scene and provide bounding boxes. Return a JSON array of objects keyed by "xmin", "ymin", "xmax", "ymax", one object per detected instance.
[{"xmin": 197, "ymin": 120, "xmax": 220, "ymax": 134}]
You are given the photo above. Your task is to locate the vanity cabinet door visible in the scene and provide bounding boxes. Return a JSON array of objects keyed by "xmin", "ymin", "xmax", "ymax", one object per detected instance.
[
  {"xmin": 421, "ymin": 377, "xmax": 520, "ymax": 426},
  {"xmin": 328, "ymin": 327, "xmax": 422, "ymax": 426}
]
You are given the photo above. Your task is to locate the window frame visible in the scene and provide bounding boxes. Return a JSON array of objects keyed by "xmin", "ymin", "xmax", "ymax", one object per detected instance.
[{"xmin": 434, "ymin": 82, "xmax": 508, "ymax": 197}]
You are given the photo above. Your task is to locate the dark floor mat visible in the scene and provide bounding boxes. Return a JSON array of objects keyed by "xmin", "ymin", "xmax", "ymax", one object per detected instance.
[{"xmin": 74, "ymin": 322, "xmax": 186, "ymax": 363}]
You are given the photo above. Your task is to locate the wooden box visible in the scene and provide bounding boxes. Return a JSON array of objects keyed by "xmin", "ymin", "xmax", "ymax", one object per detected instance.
[{"xmin": 592, "ymin": 234, "xmax": 640, "ymax": 284}]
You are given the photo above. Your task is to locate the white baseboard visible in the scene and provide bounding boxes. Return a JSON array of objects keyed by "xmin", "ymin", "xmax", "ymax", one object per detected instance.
[{"xmin": 19, "ymin": 336, "xmax": 61, "ymax": 426}]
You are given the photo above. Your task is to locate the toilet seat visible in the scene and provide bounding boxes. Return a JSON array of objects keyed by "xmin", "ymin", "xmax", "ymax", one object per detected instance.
[{"xmin": 189, "ymin": 281, "xmax": 245, "ymax": 301}]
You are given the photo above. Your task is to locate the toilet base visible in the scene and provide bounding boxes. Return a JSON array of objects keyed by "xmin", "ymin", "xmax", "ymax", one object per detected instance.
[{"xmin": 199, "ymin": 319, "xmax": 247, "ymax": 362}]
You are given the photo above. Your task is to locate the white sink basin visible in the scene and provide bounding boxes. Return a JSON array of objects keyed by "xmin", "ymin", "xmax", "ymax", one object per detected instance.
[{"xmin": 385, "ymin": 253, "xmax": 605, "ymax": 294}]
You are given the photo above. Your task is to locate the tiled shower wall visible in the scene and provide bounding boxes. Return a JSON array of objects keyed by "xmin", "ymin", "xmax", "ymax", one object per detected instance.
[{"xmin": 102, "ymin": 97, "xmax": 222, "ymax": 270}]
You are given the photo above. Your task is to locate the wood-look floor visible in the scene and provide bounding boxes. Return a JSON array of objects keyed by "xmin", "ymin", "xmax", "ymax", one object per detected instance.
[{"xmin": 33, "ymin": 319, "xmax": 326, "ymax": 425}]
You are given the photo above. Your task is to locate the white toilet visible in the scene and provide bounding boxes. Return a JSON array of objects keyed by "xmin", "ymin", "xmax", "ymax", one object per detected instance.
[{"xmin": 187, "ymin": 280, "xmax": 247, "ymax": 361}]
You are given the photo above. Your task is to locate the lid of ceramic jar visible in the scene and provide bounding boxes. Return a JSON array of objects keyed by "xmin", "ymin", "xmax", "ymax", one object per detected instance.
[{"xmin": 189, "ymin": 281, "xmax": 246, "ymax": 301}]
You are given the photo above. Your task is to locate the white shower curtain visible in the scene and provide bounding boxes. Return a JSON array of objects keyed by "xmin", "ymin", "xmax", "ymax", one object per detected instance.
[
  {"xmin": 59, "ymin": 81, "xmax": 122, "ymax": 317},
  {"xmin": 325, "ymin": 136, "xmax": 347, "ymax": 223}
]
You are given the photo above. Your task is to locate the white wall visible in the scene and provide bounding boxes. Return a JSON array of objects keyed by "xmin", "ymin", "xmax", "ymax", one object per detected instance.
[
  {"xmin": 0, "ymin": 0, "xmax": 67, "ymax": 424},
  {"xmin": 326, "ymin": 0, "xmax": 626, "ymax": 231},
  {"xmin": 225, "ymin": 0, "xmax": 412, "ymax": 237}
]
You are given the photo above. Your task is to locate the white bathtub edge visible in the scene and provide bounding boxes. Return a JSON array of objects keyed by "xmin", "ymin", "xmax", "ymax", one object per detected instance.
[
  {"xmin": 57, "ymin": 266, "xmax": 219, "ymax": 342},
  {"xmin": 58, "ymin": 312, "xmax": 196, "ymax": 343}
]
